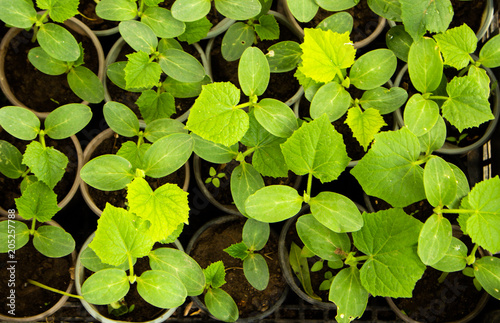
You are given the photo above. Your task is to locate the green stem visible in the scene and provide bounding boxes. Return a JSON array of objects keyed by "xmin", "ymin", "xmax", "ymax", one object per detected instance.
[
  {"xmin": 137, "ymin": 132, "xmax": 144, "ymax": 147},
  {"xmin": 437, "ymin": 271, "xmax": 449, "ymax": 284},
  {"xmin": 306, "ymin": 173, "xmax": 313, "ymax": 198},
  {"xmin": 428, "ymin": 96, "xmax": 449, "ymax": 101},
  {"xmin": 241, "ymin": 147, "xmax": 255, "ymax": 159},
  {"xmin": 28, "ymin": 279, "xmax": 83, "ymax": 299},
  {"xmin": 30, "ymin": 218, "xmax": 36, "ymax": 235},
  {"xmin": 127, "ymin": 254, "xmax": 135, "ymax": 281},
  {"xmin": 235, "ymin": 102, "xmax": 252, "ymax": 110},
  {"xmin": 39, "ymin": 131, "xmax": 46, "ymax": 148},
  {"xmin": 439, "ymin": 208, "xmax": 476, "ymax": 214},
  {"xmin": 466, "ymin": 244, "xmax": 479, "ymax": 265}
]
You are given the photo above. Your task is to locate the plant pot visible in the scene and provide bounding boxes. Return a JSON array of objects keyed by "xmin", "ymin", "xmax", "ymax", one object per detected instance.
[
  {"xmin": 186, "ymin": 215, "xmax": 288, "ymax": 322},
  {"xmin": 204, "ymin": 10, "xmax": 304, "ymax": 107},
  {"xmin": 74, "ymin": 232, "xmax": 182, "ymax": 323},
  {"xmin": 103, "ymin": 37, "xmax": 209, "ymax": 123},
  {"xmin": 279, "ymin": 0, "xmax": 386, "ymax": 49},
  {"xmin": 0, "ymin": 132, "xmax": 83, "ymax": 217},
  {"xmin": 193, "ymin": 154, "xmax": 303, "ymax": 216},
  {"xmin": 278, "ymin": 203, "xmax": 366, "ymax": 309},
  {"xmin": 77, "ymin": 0, "xmax": 120, "ymax": 37},
  {"xmin": 80, "ymin": 128, "xmax": 190, "ymax": 217},
  {"xmin": 0, "ymin": 217, "xmax": 76, "ymax": 322},
  {"xmin": 393, "ymin": 62, "xmax": 500, "ymax": 155},
  {"xmin": 0, "ymin": 16, "xmax": 105, "ymax": 119},
  {"xmin": 385, "ymin": 226, "xmax": 491, "ymax": 323}
]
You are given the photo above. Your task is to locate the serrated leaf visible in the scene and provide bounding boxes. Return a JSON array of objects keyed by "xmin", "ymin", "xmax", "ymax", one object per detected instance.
[
  {"xmin": 310, "ymin": 82, "xmax": 351, "ymax": 122},
  {"xmin": 204, "ymin": 261, "xmax": 226, "ymax": 289},
  {"xmin": 434, "ymin": 24, "xmax": 477, "ymax": 70},
  {"xmin": 353, "ymin": 209, "xmax": 425, "ymax": 297},
  {"xmin": 239, "ymin": 47, "xmax": 270, "ymax": 97},
  {"xmin": 350, "ymin": 49, "xmax": 397, "ymax": 91},
  {"xmin": 0, "ymin": 0, "xmax": 37, "ymax": 28},
  {"xmin": 136, "ymin": 90, "xmax": 176, "ymax": 123},
  {"xmin": 286, "ymin": 0, "xmax": 318, "ymax": 22},
  {"xmin": 254, "ymin": 14, "xmax": 279, "ymax": 41},
  {"xmin": 95, "ymin": 0, "xmax": 138, "ymax": 21},
  {"xmin": 205, "ymin": 288, "xmax": 239, "ymax": 323},
  {"xmin": 124, "ymin": 51, "xmax": 162, "ymax": 89},
  {"xmin": 23, "ymin": 141, "xmax": 67, "ymax": 189},
  {"xmin": 141, "ymin": 7, "xmax": 185, "ymax": 39},
  {"xmin": 192, "ymin": 134, "xmax": 238, "ymax": 164},
  {"xmin": 186, "ymin": 82, "xmax": 248, "ymax": 147},
  {"xmin": 478, "ymin": 34, "xmax": 500, "ymax": 68},
  {"xmin": 404, "ymin": 94, "xmax": 440, "ymax": 137},
  {"xmin": 245, "ymin": 185, "xmax": 303, "ymax": 223},
  {"xmin": 82, "ymin": 268, "xmax": 130, "ymax": 305},
  {"xmin": 89, "ymin": 204, "xmax": 155, "ymax": 266},
  {"xmin": 142, "ymin": 133, "xmax": 193, "ymax": 178},
  {"xmin": 408, "ymin": 37, "xmax": 443, "ymax": 93},
  {"xmin": 243, "ymin": 253, "xmax": 269, "ymax": 290},
  {"xmin": 298, "ymin": 29, "xmax": 356, "ymax": 83},
  {"xmin": 37, "ymin": 23, "xmax": 80, "ymax": 62},
  {"xmin": 473, "ymin": 256, "xmax": 500, "ymax": 299},
  {"xmin": 137, "ymin": 270, "xmax": 187, "ymax": 308},
  {"xmin": 177, "ymin": 18, "xmax": 212, "ymax": 44},
  {"xmin": 309, "ymin": 191, "xmax": 363, "ymax": 233},
  {"xmin": 215, "ymin": 0, "xmax": 261, "ymax": 20},
  {"xmin": 221, "ymin": 22, "xmax": 255, "ymax": 62},
  {"xmin": 116, "ymin": 141, "xmax": 150, "ymax": 170},
  {"xmin": 282, "ymin": 114, "xmax": 350, "ymax": 183},
  {"xmin": 254, "ymin": 99, "xmax": 298, "ymax": 138},
  {"xmin": 107, "ymin": 61, "xmax": 147, "ymax": 92},
  {"xmin": 119, "ymin": 20, "xmax": 158, "ymax": 54},
  {"xmin": 266, "ymin": 41, "xmax": 302, "ymax": 73},
  {"xmin": 0, "ymin": 106, "xmax": 40, "ymax": 140},
  {"xmin": 330, "ymin": 267, "xmax": 369, "ymax": 323},
  {"xmin": 431, "ymin": 237, "xmax": 467, "ymax": 272},
  {"xmin": 230, "ymin": 163, "xmax": 264, "ymax": 216},
  {"xmin": 80, "ymin": 155, "xmax": 135, "ymax": 191},
  {"xmin": 423, "ymin": 156, "xmax": 457, "ymax": 207},
  {"xmin": 38, "ymin": 0, "xmax": 79, "ymax": 23},
  {"xmin": 289, "ymin": 242, "xmax": 320, "ymax": 300},
  {"xmin": 159, "ymin": 49, "xmax": 205, "ymax": 83},
  {"xmin": 145, "ymin": 118, "xmax": 188, "ymax": 143},
  {"xmin": 296, "ymin": 214, "xmax": 351, "ymax": 261},
  {"xmin": 33, "ymin": 225, "xmax": 75, "ymax": 258},
  {"xmin": 0, "ymin": 220, "xmax": 29, "ymax": 252},
  {"xmin": 15, "ymin": 181, "xmax": 60, "ymax": 222},
  {"xmin": 0, "ymin": 140, "xmax": 26, "ymax": 179},
  {"xmin": 171, "ymin": 0, "xmax": 211, "ymax": 22},
  {"xmin": 400, "ymin": 0, "xmax": 453, "ymax": 41},
  {"xmin": 44, "ymin": 104, "xmax": 92, "ymax": 139},
  {"xmin": 417, "ymin": 213, "xmax": 452, "ymax": 265},
  {"xmin": 28, "ymin": 47, "xmax": 67, "ymax": 76},
  {"xmin": 351, "ymin": 127, "xmax": 425, "ymax": 207},
  {"xmin": 224, "ymin": 242, "xmax": 249, "ymax": 260},
  {"xmin": 242, "ymin": 218, "xmax": 269, "ymax": 251},
  {"xmin": 345, "ymin": 106, "xmax": 386, "ymax": 151}
]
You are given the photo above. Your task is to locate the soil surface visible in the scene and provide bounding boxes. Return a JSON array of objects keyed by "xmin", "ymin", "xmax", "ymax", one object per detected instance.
[
  {"xmin": 0, "ymin": 128, "xmax": 79, "ymax": 211},
  {"xmin": 85, "ymin": 132, "xmax": 186, "ymax": 211},
  {"xmin": 3, "ymin": 25, "xmax": 100, "ymax": 112},
  {"xmin": 450, "ymin": 0, "xmax": 487, "ymax": 32},
  {"xmin": 188, "ymin": 217, "xmax": 287, "ymax": 319}
]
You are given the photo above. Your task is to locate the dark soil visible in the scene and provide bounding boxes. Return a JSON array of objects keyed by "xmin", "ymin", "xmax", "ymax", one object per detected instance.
[
  {"xmin": 0, "ymin": 235, "xmax": 73, "ymax": 317},
  {"xmin": 0, "ymin": 128, "xmax": 79, "ymax": 211},
  {"xmin": 77, "ymin": 0, "xmax": 120, "ymax": 31},
  {"xmin": 369, "ymin": 197, "xmax": 436, "ymax": 223},
  {"xmin": 450, "ymin": 0, "xmax": 487, "ymax": 32},
  {"xmin": 3, "ymin": 25, "xmax": 100, "ymax": 112},
  {"xmin": 188, "ymin": 217, "xmax": 287, "ymax": 319},
  {"xmin": 86, "ymin": 132, "xmax": 186, "ymax": 211}
]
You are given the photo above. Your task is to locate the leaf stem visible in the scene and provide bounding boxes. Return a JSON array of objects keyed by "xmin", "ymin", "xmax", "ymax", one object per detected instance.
[
  {"xmin": 137, "ymin": 131, "xmax": 144, "ymax": 147},
  {"xmin": 127, "ymin": 254, "xmax": 135, "ymax": 281},
  {"xmin": 437, "ymin": 271, "xmax": 449, "ymax": 284},
  {"xmin": 466, "ymin": 244, "xmax": 479, "ymax": 265},
  {"xmin": 438, "ymin": 208, "xmax": 476, "ymax": 214},
  {"xmin": 30, "ymin": 218, "xmax": 37, "ymax": 235},
  {"xmin": 428, "ymin": 96, "xmax": 449, "ymax": 101},
  {"xmin": 234, "ymin": 102, "xmax": 252, "ymax": 110},
  {"xmin": 39, "ymin": 131, "xmax": 46, "ymax": 148},
  {"xmin": 28, "ymin": 279, "xmax": 83, "ymax": 299},
  {"xmin": 306, "ymin": 173, "xmax": 313, "ymax": 198}
]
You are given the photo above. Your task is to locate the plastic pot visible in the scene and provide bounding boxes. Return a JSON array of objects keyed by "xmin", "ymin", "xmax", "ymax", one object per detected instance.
[
  {"xmin": 0, "ymin": 16, "xmax": 105, "ymax": 119},
  {"xmin": 79, "ymin": 128, "xmax": 190, "ymax": 217}
]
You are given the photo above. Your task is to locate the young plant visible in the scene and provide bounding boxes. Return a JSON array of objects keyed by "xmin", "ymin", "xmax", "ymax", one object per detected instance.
[
  {"xmin": 0, "ymin": 104, "xmax": 92, "ymax": 257},
  {"xmin": 205, "ymin": 166, "xmax": 226, "ymax": 188},
  {"xmin": 0, "ymin": 0, "xmax": 104, "ymax": 104},
  {"xmin": 202, "ymin": 261, "xmax": 239, "ymax": 322},
  {"xmin": 171, "ymin": 0, "xmax": 262, "ymax": 24},
  {"xmin": 80, "ymin": 101, "xmax": 192, "ymax": 241},
  {"xmin": 296, "ymin": 28, "xmax": 407, "ymax": 151},
  {"xmin": 224, "ymin": 218, "xmax": 270, "ymax": 290}
]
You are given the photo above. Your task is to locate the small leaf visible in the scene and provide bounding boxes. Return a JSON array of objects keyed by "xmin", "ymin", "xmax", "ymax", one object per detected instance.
[
  {"xmin": 400, "ymin": 0, "xmax": 453, "ymax": 41},
  {"xmin": 158, "ymin": 49, "xmax": 205, "ymax": 83},
  {"xmin": 39, "ymin": 0, "xmax": 79, "ymax": 23},
  {"xmin": 137, "ymin": 270, "xmax": 187, "ymax": 308},
  {"xmin": 345, "ymin": 106, "xmax": 386, "ymax": 151},
  {"xmin": 239, "ymin": 47, "xmax": 270, "ymax": 97},
  {"xmin": 386, "ymin": 25, "xmax": 412, "ymax": 62},
  {"xmin": 0, "ymin": 106, "xmax": 40, "ymax": 140},
  {"xmin": 316, "ymin": 11, "xmax": 353, "ymax": 34},
  {"xmin": 80, "ymin": 155, "xmax": 135, "ymax": 191},
  {"xmin": 23, "ymin": 141, "xmax": 68, "ymax": 189},
  {"xmin": 286, "ymin": 0, "xmax": 318, "ymax": 22},
  {"xmin": 191, "ymin": 133, "xmax": 239, "ymax": 164},
  {"xmin": 80, "ymin": 246, "xmax": 132, "ymax": 272},
  {"xmin": 254, "ymin": 14, "xmax": 279, "ymax": 41},
  {"xmin": 37, "ymin": 23, "xmax": 80, "ymax": 62},
  {"xmin": 82, "ymin": 269, "xmax": 130, "ymax": 305},
  {"xmin": 124, "ymin": 51, "xmax": 162, "ymax": 89},
  {"xmin": 33, "ymin": 225, "xmax": 75, "ymax": 258},
  {"xmin": 0, "ymin": 140, "xmax": 26, "ymax": 179},
  {"xmin": 204, "ymin": 261, "xmax": 226, "ymax": 289},
  {"xmin": 0, "ymin": 220, "xmax": 30, "ymax": 252},
  {"xmin": 478, "ymin": 34, "xmax": 500, "ymax": 68},
  {"xmin": 243, "ymin": 254, "xmax": 269, "ymax": 290},
  {"xmin": 204, "ymin": 288, "xmax": 239, "ymax": 323},
  {"xmin": 245, "ymin": 185, "xmax": 303, "ymax": 223},
  {"xmin": 107, "ymin": 61, "xmax": 147, "ymax": 92},
  {"xmin": 67, "ymin": 66, "xmax": 104, "ymax": 104},
  {"xmin": 224, "ymin": 242, "xmax": 249, "ymax": 260},
  {"xmin": 145, "ymin": 118, "xmax": 188, "ymax": 143},
  {"xmin": 289, "ymin": 242, "xmax": 320, "ymax": 300},
  {"xmin": 242, "ymin": 218, "xmax": 269, "ymax": 251},
  {"xmin": 44, "ymin": 104, "xmax": 92, "ymax": 139},
  {"xmin": 95, "ymin": 0, "xmax": 138, "ymax": 21},
  {"xmin": 473, "ymin": 256, "xmax": 500, "ymax": 300},
  {"xmin": 330, "ymin": 267, "xmax": 369, "ymax": 323},
  {"xmin": 136, "ymin": 91, "xmax": 176, "ymax": 123},
  {"xmin": 230, "ymin": 163, "xmax": 265, "ymax": 216},
  {"xmin": 221, "ymin": 22, "xmax": 255, "ymax": 62},
  {"xmin": 116, "ymin": 141, "xmax": 150, "ymax": 170},
  {"xmin": 177, "ymin": 18, "xmax": 212, "ymax": 44},
  {"xmin": 418, "ymin": 115, "xmax": 446, "ymax": 155},
  {"xmin": 360, "ymin": 86, "xmax": 408, "ymax": 115},
  {"xmin": 162, "ymin": 75, "xmax": 211, "ymax": 98}
]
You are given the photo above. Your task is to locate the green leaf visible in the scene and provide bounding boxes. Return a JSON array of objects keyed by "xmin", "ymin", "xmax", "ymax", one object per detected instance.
[
  {"xmin": 350, "ymin": 49, "xmax": 397, "ymax": 91},
  {"xmin": 38, "ymin": 0, "xmax": 78, "ymax": 23},
  {"xmin": 316, "ymin": 0, "xmax": 357, "ymax": 10},
  {"xmin": 385, "ymin": 25, "xmax": 412, "ymax": 62},
  {"xmin": 82, "ymin": 268, "xmax": 129, "ymax": 305},
  {"xmin": 37, "ymin": 23, "xmax": 80, "ymax": 62},
  {"xmin": 368, "ymin": 0, "xmax": 401, "ymax": 21},
  {"xmin": 116, "ymin": 141, "xmax": 150, "ymax": 170},
  {"xmin": 351, "ymin": 128, "xmax": 425, "ymax": 207},
  {"xmin": 0, "ymin": 106, "xmax": 40, "ymax": 140},
  {"xmin": 215, "ymin": 0, "xmax": 261, "ymax": 20},
  {"xmin": 473, "ymin": 256, "xmax": 500, "ymax": 299},
  {"xmin": 243, "ymin": 253, "xmax": 269, "ymax": 290},
  {"xmin": 408, "ymin": 37, "xmax": 443, "ymax": 93},
  {"xmin": 353, "ymin": 208, "xmax": 425, "ymax": 297},
  {"xmin": 221, "ymin": 22, "xmax": 255, "ymax": 62},
  {"xmin": 205, "ymin": 288, "xmax": 239, "ymax": 323},
  {"xmin": 418, "ymin": 115, "xmax": 446, "ymax": 155},
  {"xmin": 224, "ymin": 242, "xmax": 249, "ymax": 260},
  {"xmin": 266, "ymin": 41, "xmax": 302, "ymax": 73},
  {"xmin": 33, "ymin": 225, "xmax": 75, "ymax": 258},
  {"xmin": 446, "ymin": 163, "xmax": 470, "ymax": 210},
  {"xmin": 23, "ymin": 141, "xmax": 67, "ymax": 189},
  {"xmin": 67, "ymin": 66, "xmax": 104, "ymax": 104},
  {"xmin": 296, "ymin": 214, "xmax": 351, "ymax": 261},
  {"xmin": 239, "ymin": 47, "xmax": 270, "ymax": 97},
  {"xmin": 15, "ymin": 181, "xmax": 60, "ymax": 222},
  {"xmin": 178, "ymin": 18, "xmax": 212, "ymax": 44},
  {"xmin": 20, "ymin": 175, "xmax": 38, "ymax": 193},
  {"xmin": 0, "ymin": 220, "xmax": 30, "ymax": 252},
  {"xmin": 329, "ymin": 267, "xmax": 369, "ymax": 323},
  {"xmin": 281, "ymin": 114, "xmax": 350, "ymax": 183},
  {"xmin": 141, "ymin": 7, "xmax": 185, "ymax": 39},
  {"xmin": 0, "ymin": 0, "xmax": 37, "ymax": 28},
  {"xmin": 107, "ymin": 62, "xmax": 147, "ymax": 92},
  {"xmin": 403, "ymin": 94, "xmax": 440, "ymax": 137},
  {"xmin": 192, "ymin": 134, "xmax": 238, "ymax": 164},
  {"xmin": 310, "ymin": 82, "xmax": 351, "ymax": 122},
  {"xmin": 145, "ymin": 118, "xmax": 187, "ymax": 142},
  {"xmin": 441, "ymin": 74, "xmax": 493, "ymax": 132},
  {"xmin": 298, "ymin": 29, "xmax": 355, "ymax": 83},
  {"xmin": 80, "ymin": 155, "xmax": 135, "ymax": 191},
  {"xmin": 137, "ymin": 270, "xmax": 187, "ymax": 308},
  {"xmin": 0, "ymin": 140, "xmax": 26, "ymax": 179},
  {"xmin": 28, "ymin": 47, "xmax": 67, "ymax": 76},
  {"xmin": 245, "ymin": 185, "xmax": 303, "ymax": 223},
  {"xmin": 309, "ymin": 192, "xmax": 363, "ymax": 233},
  {"xmin": 478, "ymin": 34, "xmax": 500, "ymax": 68},
  {"xmin": 124, "ymin": 51, "xmax": 162, "ymax": 89},
  {"xmin": 434, "ymin": 24, "xmax": 477, "ymax": 70},
  {"xmin": 423, "ymin": 156, "xmax": 457, "ymax": 207},
  {"xmin": 316, "ymin": 12, "xmax": 353, "ymax": 34},
  {"xmin": 204, "ymin": 261, "xmax": 226, "ymax": 289},
  {"xmin": 89, "ymin": 204, "xmax": 155, "ymax": 266},
  {"xmin": 230, "ymin": 163, "xmax": 265, "ymax": 216},
  {"xmin": 254, "ymin": 99, "xmax": 298, "ymax": 138},
  {"xmin": 142, "ymin": 133, "xmax": 193, "ymax": 178},
  {"xmin": 119, "ymin": 20, "xmax": 158, "ymax": 54},
  {"xmin": 44, "ymin": 104, "xmax": 92, "ymax": 139},
  {"xmin": 431, "ymin": 237, "xmax": 467, "ymax": 272},
  {"xmin": 186, "ymin": 82, "xmax": 248, "ymax": 147},
  {"xmin": 162, "ymin": 75, "xmax": 211, "ymax": 98},
  {"xmin": 417, "ymin": 213, "xmax": 452, "ymax": 265},
  {"xmin": 95, "ymin": 0, "xmax": 138, "ymax": 21},
  {"xmin": 171, "ymin": 0, "xmax": 211, "ymax": 22},
  {"xmin": 460, "ymin": 177, "xmax": 500, "ymax": 253},
  {"xmin": 136, "ymin": 91, "xmax": 175, "ymax": 123},
  {"xmin": 80, "ymin": 246, "xmax": 132, "ymax": 272},
  {"xmin": 345, "ymin": 106, "xmax": 386, "ymax": 151},
  {"xmin": 400, "ymin": 0, "xmax": 453, "ymax": 41},
  {"xmin": 286, "ymin": 0, "xmax": 318, "ymax": 22},
  {"xmin": 242, "ymin": 218, "xmax": 269, "ymax": 251},
  {"xmin": 289, "ymin": 242, "xmax": 320, "ymax": 300},
  {"xmin": 149, "ymin": 248, "xmax": 206, "ymax": 296},
  {"xmin": 359, "ymin": 86, "xmax": 408, "ymax": 115},
  {"xmin": 158, "ymin": 49, "xmax": 205, "ymax": 83},
  {"xmin": 127, "ymin": 178, "xmax": 189, "ymax": 242},
  {"xmin": 254, "ymin": 14, "xmax": 279, "ymax": 40},
  {"xmin": 103, "ymin": 101, "xmax": 140, "ymax": 137}
]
